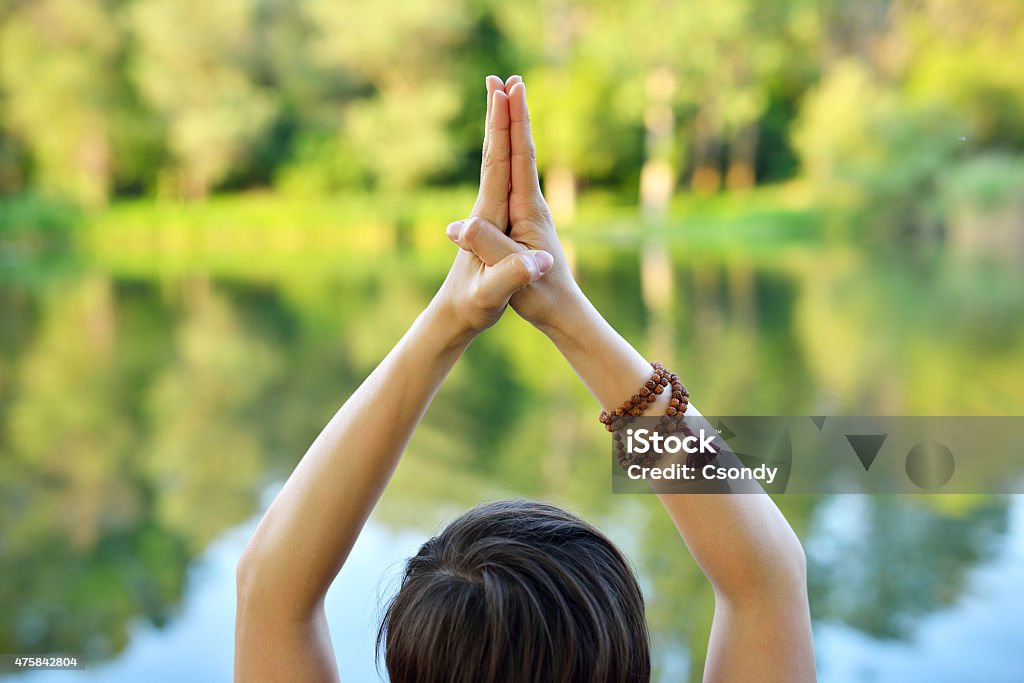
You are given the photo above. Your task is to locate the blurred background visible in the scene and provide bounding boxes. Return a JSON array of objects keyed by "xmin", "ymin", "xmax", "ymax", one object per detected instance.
[{"xmin": 1, "ymin": 0, "xmax": 1023, "ymax": 681}]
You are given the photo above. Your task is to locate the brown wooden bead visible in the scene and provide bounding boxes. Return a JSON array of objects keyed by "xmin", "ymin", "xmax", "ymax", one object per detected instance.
[{"xmin": 604, "ymin": 362, "xmax": 693, "ymax": 443}]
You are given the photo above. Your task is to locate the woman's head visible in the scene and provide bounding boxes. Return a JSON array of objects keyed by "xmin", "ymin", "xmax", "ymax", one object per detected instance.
[{"xmin": 378, "ymin": 499, "xmax": 650, "ymax": 683}]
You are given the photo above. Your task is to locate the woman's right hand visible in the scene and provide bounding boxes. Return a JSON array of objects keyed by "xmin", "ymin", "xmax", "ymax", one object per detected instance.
[{"xmin": 449, "ymin": 76, "xmax": 581, "ymax": 334}]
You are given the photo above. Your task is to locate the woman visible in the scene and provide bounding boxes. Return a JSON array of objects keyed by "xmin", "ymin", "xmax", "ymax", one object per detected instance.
[{"xmin": 234, "ymin": 75, "xmax": 816, "ymax": 682}]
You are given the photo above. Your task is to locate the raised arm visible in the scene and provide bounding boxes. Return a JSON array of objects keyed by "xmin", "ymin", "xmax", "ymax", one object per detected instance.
[
  {"xmin": 446, "ymin": 77, "xmax": 816, "ymax": 682},
  {"xmin": 234, "ymin": 79, "xmax": 552, "ymax": 682}
]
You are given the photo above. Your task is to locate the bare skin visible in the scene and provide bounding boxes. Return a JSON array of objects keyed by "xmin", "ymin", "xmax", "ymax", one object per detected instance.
[{"xmin": 235, "ymin": 75, "xmax": 816, "ymax": 682}]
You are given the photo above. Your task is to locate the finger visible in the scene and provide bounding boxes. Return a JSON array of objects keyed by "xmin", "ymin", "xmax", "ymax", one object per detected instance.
[
  {"xmin": 446, "ymin": 216, "xmax": 523, "ymax": 267},
  {"xmin": 503, "ymin": 74, "xmax": 522, "ymax": 94},
  {"xmin": 507, "ymin": 82, "xmax": 542, "ymax": 199},
  {"xmin": 476, "ymin": 249, "xmax": 553, "ymax": 308},
  {"xmin": 482, "ymin": 75, "xmax": 503, "ymax": 157},
  {"xmin": 472, "ymin": 88, "xmax": 511, "ymax": 230}
]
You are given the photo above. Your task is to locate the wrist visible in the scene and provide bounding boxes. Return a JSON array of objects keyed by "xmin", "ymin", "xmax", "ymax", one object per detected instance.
[
  {"xmin": 533, "ymin": 279, "xmax": 591, "ymax": 341},
  {"xmin": 424, "ymin": 296, "xmax": 479, "ymax": 350}
]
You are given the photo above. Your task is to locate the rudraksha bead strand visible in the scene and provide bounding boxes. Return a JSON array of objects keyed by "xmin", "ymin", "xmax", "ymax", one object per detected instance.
[{"xmin": 599, "ymin": 361, "xmax": 668, "ymax": 431}]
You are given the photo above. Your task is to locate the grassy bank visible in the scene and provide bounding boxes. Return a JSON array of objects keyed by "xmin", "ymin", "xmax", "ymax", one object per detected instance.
[{"xmin": 1, "ymin": 186, "xmax": 821, "ymax": 278}]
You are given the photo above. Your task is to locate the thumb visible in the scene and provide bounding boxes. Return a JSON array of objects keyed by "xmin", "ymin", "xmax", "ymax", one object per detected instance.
[{"xmin": 476, "ymin": 250, "xmax": 553, "ymax": 308}]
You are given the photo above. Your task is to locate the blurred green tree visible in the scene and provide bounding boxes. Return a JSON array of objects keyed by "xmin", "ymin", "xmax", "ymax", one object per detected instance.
[
  {"xmin": 794, "ymin": 59, "xmax": 965, "ymax": 234},
  {"xmin": 129, "ymin": 0, "xmax": 278, "ymax": 198},
  {"xmin": 0, "ymin": 0, "xmax": 150, "ymax": 205},
  {"xmin": 795, "ymin": 0, "xmax": 1024, "ymax": 234},
  {"xmin": 304, "ymin": 0, "xmax": 470, "ymax": 191}
]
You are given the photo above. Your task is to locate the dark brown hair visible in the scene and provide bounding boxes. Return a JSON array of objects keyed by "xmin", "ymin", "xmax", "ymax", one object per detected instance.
[{"xmin": 377, "ymin": 499, "xmax": 651, "ymax": 683}]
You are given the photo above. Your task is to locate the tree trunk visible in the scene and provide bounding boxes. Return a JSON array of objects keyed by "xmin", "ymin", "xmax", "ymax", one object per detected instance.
[
  {"xmin": 726, "ymin": 121, "xmax": 759, "ymax": 191},
  {"xmin": 640, "ymin": 67, "xmax": 677, "ymax": 220},
  {"xmin": 77, "ymin": 118, "xmax": 111, "ymax": 206},
  {"xmin": 691, "ymin": 103, "xmax": 722, "ymax": 194}
]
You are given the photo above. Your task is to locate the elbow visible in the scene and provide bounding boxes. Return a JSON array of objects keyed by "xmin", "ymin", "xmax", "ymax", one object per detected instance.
[
  {"xmin": 784, "ymin": 528, "xmax": 808, "ymax": 590},
  {"xmin": 758, "ymin": 525, "xmax": 807, "ymax": 598},
  {"xmin": 235, "ymin": 545, "xmax": 256, "ymax": 606},
  {"xmin": 235, "ymin": 538, "xmax": 314, "ymax": 621},
  {"xmin": 235, "ymin": 539, "xmax": 268, "ymax": 612},
  {"xmin": 716, "ymin": 526, "xmax": 809, "ymax": 606},
  {"xmin": 763, "ymin": 527, "xmax": 809, "ymax": 604}
]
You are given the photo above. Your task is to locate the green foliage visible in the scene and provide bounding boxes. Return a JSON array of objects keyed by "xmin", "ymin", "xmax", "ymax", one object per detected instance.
[
  {"xmin": 794, "ymin": 60, "xmax": 967, "ymax": 230},
  {"xmin": 304, "ymin": 0, "xmax": 470, "ymax": 190},
  {"xmin": 0, "ymin": 192, "xmax": 79, "ymax": 233},
  {"xmin": 902, "ymin": 0, "xmax": 1024, "ymax": 148},
  {"xmin": 129, "ymin": 0, "xmax": 279, "ymax": 198},
  {"xmin": 0, "ymin": 0, "xmax": 134, "ymax": 205},
  {"xmin": 0, "ymin": 0, "xmax": 1020, "ymax": 238},
  {"xmin": 940, "ymin": 153, "xmax": 1024, "ymax": 216},
  {"xmin": 795, "ymin": 0, "xmax": 1024, "ymax": 232},
  {"xmin": 273, "ymin": 131, "xmax": 369, "ymax": 195}
]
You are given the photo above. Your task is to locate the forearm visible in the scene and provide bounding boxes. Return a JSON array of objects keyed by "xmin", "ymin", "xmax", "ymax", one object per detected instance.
[
  {"xmin": 237, "ymin": 300, "xmax": 472, "ymax": 616},
  {"xmin": 541, "ymin": 286, "xmax": 806, "ymax": 599},
  {"xmin": 537, "ymin": 284, "xmax": 654, "ymax": 411}
]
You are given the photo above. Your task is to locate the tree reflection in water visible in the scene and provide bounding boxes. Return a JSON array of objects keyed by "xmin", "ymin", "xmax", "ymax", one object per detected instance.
[{"xmin": 0, "ymin": 238, "xmax": 1021, "ymax": 679}]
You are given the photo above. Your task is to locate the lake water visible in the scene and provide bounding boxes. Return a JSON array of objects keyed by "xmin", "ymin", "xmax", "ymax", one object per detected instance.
[{"xmin": 2, "ymin": 218, "xmax": 1023, "ymax": 681}]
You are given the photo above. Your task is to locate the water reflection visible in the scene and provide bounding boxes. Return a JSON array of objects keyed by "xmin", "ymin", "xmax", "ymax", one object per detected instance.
[{"xmin": 1, "ymin": 235, "xmax": 1022, "ymax": 681}]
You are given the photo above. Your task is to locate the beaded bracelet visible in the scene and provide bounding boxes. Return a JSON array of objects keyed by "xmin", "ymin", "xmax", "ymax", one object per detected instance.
[
  {"xmin": 599, "ymin": 362, "xmax": 689, "ymax": 430},
  {"xmin": 601, "ymin": 361, "xmax": 699, "ymax": 468}
]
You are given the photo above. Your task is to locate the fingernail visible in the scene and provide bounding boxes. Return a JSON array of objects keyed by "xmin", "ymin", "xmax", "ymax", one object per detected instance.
[
  {"xmin": 446, "ymin": 221, "xmax": 462, "ymax": 241},
  {"xmin": 532, "ymin": 250, "xmax": 553, "ymax": 275}
]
